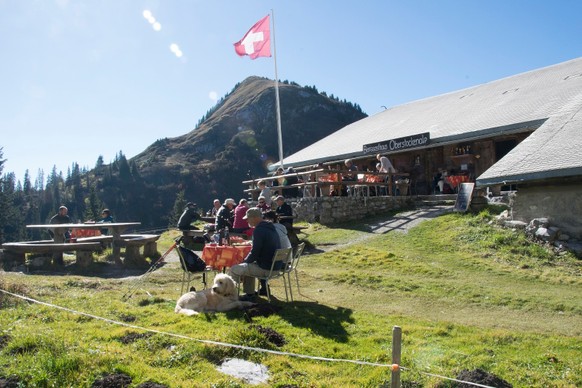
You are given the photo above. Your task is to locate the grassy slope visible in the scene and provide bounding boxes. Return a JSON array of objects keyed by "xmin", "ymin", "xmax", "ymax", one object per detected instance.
[{"xmin": 0, "ymin": 209, "xmax": 580, "ymax": 387}]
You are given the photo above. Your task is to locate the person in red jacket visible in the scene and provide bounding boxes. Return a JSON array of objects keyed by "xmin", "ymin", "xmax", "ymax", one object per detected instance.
[{"xmin": 232, "ymin": 199, "xmax": 250, "ymax": 233}]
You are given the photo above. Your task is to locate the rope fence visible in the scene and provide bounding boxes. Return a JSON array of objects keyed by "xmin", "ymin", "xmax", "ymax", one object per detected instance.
[{"xmin": 0, "ymin": 288, "xmax": 497, "ymax": 387}]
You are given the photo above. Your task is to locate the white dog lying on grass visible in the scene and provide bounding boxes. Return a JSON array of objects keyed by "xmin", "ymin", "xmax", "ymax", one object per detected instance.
[{"xmin": 175, "ymin": 273, "xmax": 254, "ymax": 316}]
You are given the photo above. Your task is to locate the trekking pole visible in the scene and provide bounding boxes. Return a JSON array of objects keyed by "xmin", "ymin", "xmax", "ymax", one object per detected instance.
[{"xmin": 121, "ymin": 237, "xmax": 181, "ymax": 301}]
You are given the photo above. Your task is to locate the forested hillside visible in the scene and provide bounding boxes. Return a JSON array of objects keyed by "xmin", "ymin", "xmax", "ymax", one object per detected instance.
[{"xmin": 0, "ymin": 77, "xmax": 366, "ymax": 242}]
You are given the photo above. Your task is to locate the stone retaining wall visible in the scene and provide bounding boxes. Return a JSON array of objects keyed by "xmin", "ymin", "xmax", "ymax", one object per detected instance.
[
  {"xmin": 512, "ymin": 183, "xmax": 582, "ymax": 239},
  {"xmin": 291, "ymin": 196, "xmax": 413, "ymax": 224}
]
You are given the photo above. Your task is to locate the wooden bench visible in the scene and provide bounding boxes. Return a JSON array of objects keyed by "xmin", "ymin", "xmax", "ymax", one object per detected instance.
[
  {"xmin": 2, "ymin": 240, "xmax": 102, "ymax": 268},
  {"xmin": 116, "ymin": 234, "xmax": 160, "ymax": 266}
]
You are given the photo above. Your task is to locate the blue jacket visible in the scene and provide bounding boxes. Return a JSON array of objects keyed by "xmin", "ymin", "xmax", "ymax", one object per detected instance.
[{"xmin": 243, "ymin": 221, "xmax": 281, "ymax": 270}]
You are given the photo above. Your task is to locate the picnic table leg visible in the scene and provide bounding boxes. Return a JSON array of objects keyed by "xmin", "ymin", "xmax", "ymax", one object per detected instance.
[
  {"xmin": 52, "ymin": 230, "xmax": 65, "ymax": 266},
  {"xmin": 76, "ymin": 251, "xmax": 93, "ymax": 268},
  {"xmin": 111, "ymin": 229, "xmax": 123, "ymax": 266}
]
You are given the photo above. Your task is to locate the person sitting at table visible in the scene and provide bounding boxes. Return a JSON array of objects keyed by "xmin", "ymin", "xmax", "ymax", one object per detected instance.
[
  {"xmin": 206, "ymin": 199, "xmax": 221, "ymax": 217},
  {"xmin": 257, "ymin": 180, "xmax": 272, "ymax": 207},
  {"xmin": 432, "ymin": 168, "xmax": 445, "ymax": 194},
  {"xmin": 229, "ymin": 207, "xmax": 281, "ymax": 301},
  {"xmin": 343, "ymin": 159, "xmax": 358, "ymax": 181},
  {"xmin": 260, "ymin": 210, "xmax": 292, "ymax": 295},
  {"xmin": 256, "ymin": 196, "xmax": 271, "ymax": 213},
  {"xmin": 98, "ymin": 208, "xmax": 114, "ymax": 235},
  {"xmin": 232, "ymin": 199, "xmax": 250, "ymax": 234},
  {"xmin": 49, "ymin": 205, "xmax": 71, "ymax": 241},
  {"xmin": 178, "ymin": 202, "xmax": 200, "ymax": 231},
  {"xmin": 262, "ymin": 211, "xmax": 292, "ymax": 250},
  {"xmin": 274, "ymin": 195, "xmax": 293, "ymax": 229},
  {"xmin": 216, "ymin": 198, "xmax": 235, "ymax": 232}
]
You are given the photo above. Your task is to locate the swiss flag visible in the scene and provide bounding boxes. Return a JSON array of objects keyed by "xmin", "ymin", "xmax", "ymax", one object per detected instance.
[{"xmin": 233, "ymin": 15, "xmax": 271, "ymax": 59}]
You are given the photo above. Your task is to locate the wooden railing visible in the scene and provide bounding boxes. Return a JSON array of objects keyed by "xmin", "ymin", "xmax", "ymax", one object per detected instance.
[{"xmin": 243, "ymin": 169, "xmax": 410, "ymax": 199}]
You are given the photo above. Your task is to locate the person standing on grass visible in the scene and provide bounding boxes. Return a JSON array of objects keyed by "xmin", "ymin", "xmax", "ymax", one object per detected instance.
[{"xmin": 229, "ymin": 208, "xmax": 281, "ymax": 301}]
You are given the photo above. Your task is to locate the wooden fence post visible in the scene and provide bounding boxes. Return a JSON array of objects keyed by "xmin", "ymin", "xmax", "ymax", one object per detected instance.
[{"xmin": 391, "ymin": 325, "xmax": 402, "ymax": 388}]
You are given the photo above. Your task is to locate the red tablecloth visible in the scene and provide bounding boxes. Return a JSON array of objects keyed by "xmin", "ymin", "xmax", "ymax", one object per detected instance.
[
  {"xmin": 364, "ymin": 175, "xmax": 384, "ymax": 183},
  {"xmin": 201, "ymin": 244, "xmax": 252, "ymax": 270},
  {"xmin": 71, "ymin": 228, "xmax": 101, "ymax": 238},
  {"xmin": 445, "ymin": 175, "xmax": 470, "ymax": 189}
]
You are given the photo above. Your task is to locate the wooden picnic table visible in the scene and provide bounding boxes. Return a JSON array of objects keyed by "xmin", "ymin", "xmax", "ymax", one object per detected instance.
[{"xmin": 26, "ymin": 222, "xmax": 141, "ymax": 265}]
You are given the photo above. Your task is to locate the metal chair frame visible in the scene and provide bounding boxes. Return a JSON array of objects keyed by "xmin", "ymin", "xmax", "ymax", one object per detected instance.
[
  {"xmin": 175, "ymin": 242, "xmax": 211, "ymax": 295},
  {"xmin": 284, "ymin": 242, "xmax": 305, "ymax": 301},
  {"xmin": 254, "ymin": 247, "xmax": 293, "ymax": 302}
]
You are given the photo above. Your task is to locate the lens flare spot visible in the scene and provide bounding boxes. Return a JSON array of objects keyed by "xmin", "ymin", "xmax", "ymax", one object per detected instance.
[
  {"xmin": 209, "ymin": 91, "xmax": 218, "ymax": 101},
  {"xmin": 153, "ymin": 22, "xmax": 161, "ymax": 31},
  {"xmin": 143, "ymin": 10, "xmax": 152, "ymax": 19}
]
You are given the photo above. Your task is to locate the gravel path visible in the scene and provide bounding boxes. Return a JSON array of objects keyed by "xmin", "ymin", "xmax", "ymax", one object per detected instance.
[{"xmin": 320, "ymin": 204, "xmax": 453, "ymax": 251}]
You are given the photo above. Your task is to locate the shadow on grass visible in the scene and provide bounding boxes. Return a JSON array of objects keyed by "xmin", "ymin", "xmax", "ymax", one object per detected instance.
[
  {"xmin": 18, "ymin": 260, "xmax": 169, "ymax": 279},
  {"xmin": 276, "ymin": 301, "xmax": 354, "ymax": 342}
]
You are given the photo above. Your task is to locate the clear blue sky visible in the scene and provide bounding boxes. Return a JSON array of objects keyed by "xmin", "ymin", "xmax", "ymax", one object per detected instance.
[{"xmin": 1, "ymin": 0, "xmax": 581, "ymax": 184}]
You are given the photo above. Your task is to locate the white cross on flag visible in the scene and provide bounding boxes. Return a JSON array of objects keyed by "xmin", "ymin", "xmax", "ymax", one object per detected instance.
[{"xmin": 233, "ymin": 15, "xmax": 271, "ymax": 59}]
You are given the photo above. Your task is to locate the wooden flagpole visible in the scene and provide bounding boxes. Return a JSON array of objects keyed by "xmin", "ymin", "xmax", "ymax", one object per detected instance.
[{"xmin": 271, "ymin": 9, "xmax": 284, "ymax": 169}]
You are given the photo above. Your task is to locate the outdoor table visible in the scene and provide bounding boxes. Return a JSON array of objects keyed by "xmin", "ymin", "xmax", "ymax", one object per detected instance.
[
  {"xmin": 201, "ymin": 243, "xmax": 252, "ymax": 271},
  {"xmin": 26, "ymin": 222, "xmax": 141, "ymax": 265},
  {"xmin": 445, "ymin": 175, "xmax": 471, "ymax": 190}
]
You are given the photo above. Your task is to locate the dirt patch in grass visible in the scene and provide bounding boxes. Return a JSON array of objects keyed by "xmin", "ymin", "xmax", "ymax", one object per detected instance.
[
  {"xmin": 117, "ymin": 331, "xmax": 153, "ymax": 345},
  {"xmin": 0, "ymin": 375, "xmax": 23, "ymax": 388},
  {"xmin": 252, "ymin": 325, "xmax": 287, "ymax": 347},
  {"xmin": 0, "ymin": 334, "xmax": 10, "ymax": 350},
  {"xmin": 434, "ymin": 368, "xmax": 513, "ymax": 387},
  {"xmin": 92, "ymin": 372, "xmax": 132, "ymax": 387}
]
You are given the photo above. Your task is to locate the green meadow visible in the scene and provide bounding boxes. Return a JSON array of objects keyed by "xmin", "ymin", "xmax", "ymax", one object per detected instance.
[{"xmin": 1, "ymin": 208, "xmax": 580, "ymax": 387}]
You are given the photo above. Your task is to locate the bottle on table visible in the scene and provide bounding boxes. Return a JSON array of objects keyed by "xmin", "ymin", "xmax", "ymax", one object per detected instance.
[{"xmin": 223, "ymin": 227, "xmax": 230, "ymax": 246}]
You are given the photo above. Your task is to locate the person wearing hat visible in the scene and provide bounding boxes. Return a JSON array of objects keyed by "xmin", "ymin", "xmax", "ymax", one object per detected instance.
[
  {"xmin": 177, "ymin": 202, "xmax": 200, "ymax": 231},
  {"xmin": 229, "ymin": 207, "xmax": 281, "ymax": 301},
  {"xmin": 215, "ymin": 198, "xmax": 235, "ymax": 231}
]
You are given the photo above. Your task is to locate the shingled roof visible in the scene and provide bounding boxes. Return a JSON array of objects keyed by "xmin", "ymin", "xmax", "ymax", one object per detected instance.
[{"xmin": 282, "ymin": 57, "xmax": 582, "ymax": 187}]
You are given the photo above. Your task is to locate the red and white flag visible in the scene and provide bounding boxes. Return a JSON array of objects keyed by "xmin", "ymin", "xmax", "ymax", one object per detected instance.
[{"xmin": 233, "ymin": 15, "xmax": 271, "ymax": 59}]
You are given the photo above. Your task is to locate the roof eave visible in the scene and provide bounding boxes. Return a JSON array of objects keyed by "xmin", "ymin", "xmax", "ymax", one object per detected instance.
[{"xmin": 476, "ymin": 167, "xmax": 582, "ymax": 187}]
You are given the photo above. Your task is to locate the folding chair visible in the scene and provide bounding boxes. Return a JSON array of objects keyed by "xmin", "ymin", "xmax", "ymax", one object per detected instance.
[
  {"xmin": 255, "ymin": 247, "xmax": 293, "ymax": 302},
  {"xmin": 284, "ymin": 242, "xmax": 305, "ymax": 301},
  {"xmin": 175, "ymin": 243, "xmax": 210, "ymax": 295}
]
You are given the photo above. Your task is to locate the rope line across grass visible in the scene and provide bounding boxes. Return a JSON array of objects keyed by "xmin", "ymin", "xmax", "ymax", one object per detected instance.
[{"xmin": 0, "ymin": 288, "xmax": 496, "ymax": 388}]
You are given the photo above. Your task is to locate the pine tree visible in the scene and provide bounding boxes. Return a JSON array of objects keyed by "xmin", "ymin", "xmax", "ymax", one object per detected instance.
[{"xmin": 169, "ymin": 190, "xmax": 186, "ymax": 228}]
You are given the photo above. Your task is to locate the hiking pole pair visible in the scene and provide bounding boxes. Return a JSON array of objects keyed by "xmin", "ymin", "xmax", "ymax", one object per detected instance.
[{"xmin": 121, "ymin": 237, "xmax": 181, "ymax": 301}]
